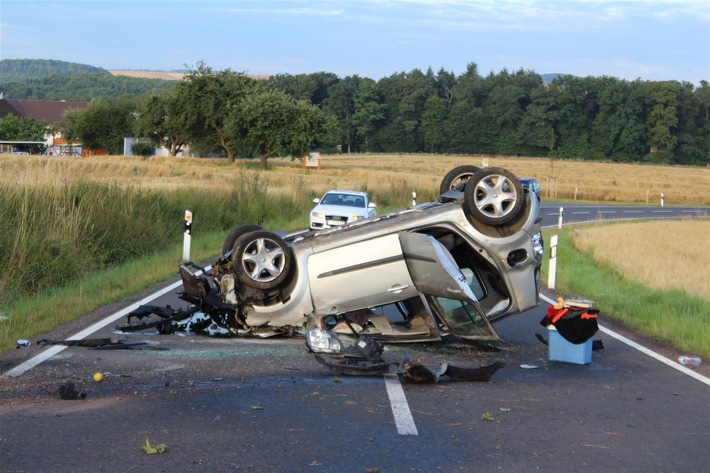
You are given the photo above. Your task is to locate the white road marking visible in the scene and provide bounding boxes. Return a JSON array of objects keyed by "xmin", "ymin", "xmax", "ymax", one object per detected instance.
[
  {"xmin": 540, "ymin": 294, "xmax": 710, "ymax": 387},
  {"xmin": 0, "ymin": 279, "xmax": 184, "ymax": 379},
  {"xmin": 384, "ymin": 373, "xmax": 418, "ymax": 435}
]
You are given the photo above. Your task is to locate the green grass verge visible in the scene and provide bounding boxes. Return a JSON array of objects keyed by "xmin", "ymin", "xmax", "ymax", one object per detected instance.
[
  {"xmin": 541, "ymin": 228, "xmax": 709, "ymax": 358},
  {"xmin": 0, "ymin": 231, "xmax": 226, "ymax": 353}
]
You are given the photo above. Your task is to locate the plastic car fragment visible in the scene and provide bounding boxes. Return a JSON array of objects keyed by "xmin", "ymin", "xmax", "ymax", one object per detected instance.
[{"xmin": 306, "ymin": 328, "xmax": 505, "ymax": 382}]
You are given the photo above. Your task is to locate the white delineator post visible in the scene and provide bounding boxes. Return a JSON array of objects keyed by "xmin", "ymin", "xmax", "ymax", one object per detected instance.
[
  {"xmin": 558, "ymin": 206, "xmax": 564, "ymax": 229},
  {"xmin": 412, "ymin": 191, "xmax": 417, "ymax": 207},
  {"xmin": 547, "ymin": 234, "xmax": 558, "ymax": 289},
  {"xmin": 183, "ymin": 210, "xmax": 192, "ymax": 262}
]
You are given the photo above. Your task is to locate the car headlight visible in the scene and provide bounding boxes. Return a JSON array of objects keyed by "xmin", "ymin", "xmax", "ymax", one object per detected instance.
[
  {"xmin": 306, "ymin": 327, "xmax": 343, "ymax": 354},
  {"xmin": 349, "ymin": 215, "xmax": 360, "ymax": 222},
  {"xmin": 312, "ymin": 211, "xmax": 324, "ymax": 218}
]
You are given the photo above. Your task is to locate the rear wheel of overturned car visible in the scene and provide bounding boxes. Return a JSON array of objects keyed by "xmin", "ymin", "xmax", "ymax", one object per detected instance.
[
  {"xmin": 232, "ymin": 230, "xmax": 292, "ymax": 290},
  {"xmin": 439, "ymin": 165, "xmax": 481, "ymax": 195},
  {"xmin": 222, "ymin": 224, "xmax": 265, "ymax": 255},
  {"xmin": 463, "ymin": 167, "xmax": 524, "ymax": 226}
]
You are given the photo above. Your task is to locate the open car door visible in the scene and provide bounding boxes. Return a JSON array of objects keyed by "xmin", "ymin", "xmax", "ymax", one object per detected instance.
[{"xmin": 399, "ymin": 232, "xmax": 500, "ymax": 341}]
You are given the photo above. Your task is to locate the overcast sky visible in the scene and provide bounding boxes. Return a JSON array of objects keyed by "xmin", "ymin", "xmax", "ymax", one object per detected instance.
[{"xmin": 2, "ymin": 0, "xmax": 709, "ymax": 84}]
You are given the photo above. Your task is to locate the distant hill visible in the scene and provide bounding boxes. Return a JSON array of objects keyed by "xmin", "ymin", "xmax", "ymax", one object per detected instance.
[
  {"xmin": 0, "ymin": 59, "xmax": 176, "ymax": 100},
  {"xmin": 0, "ymin": 59, "xmax": 109, "ymax": 80}
]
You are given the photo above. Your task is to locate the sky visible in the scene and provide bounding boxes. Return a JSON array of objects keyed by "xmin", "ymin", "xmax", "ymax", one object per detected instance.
[{"xmin": 1, "ymin": 0, "xmax": 709, "ymax": 84}]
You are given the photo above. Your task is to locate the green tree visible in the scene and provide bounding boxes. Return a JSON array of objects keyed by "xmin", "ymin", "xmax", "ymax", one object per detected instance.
[
  {"xmin": 693, "ymin": 80, "xmax": 710, "ymax": 166},
  {"xmin": 130, "ymin": 139, "xmax": 155, "ymax": 157},
  {"xmin": 324, "ymin": 75, "xmax": 360, "ymax": 153},
  {"xmin": 550, "ymin": 75, "xmax": 602, "ymax": 159},
  {"xmin": 517, "ymin": 84, "xmax": 558, "ymax": 155},
  {"xmin": 645, "ymin": 81, "xmax": 680, "ymax": 163},
  {"xmin": 172, "ymin": 62, "xmax": 263, "ymax": 162},
  {"xmin": 351, "ymin": 78, "xmax": 386, "ymax": 153},
  {"xmin": 0, "ymin": 115, "xmax": 50, "ymax": 141},
  {"xmin": 434, "ymin": 68, "xmax": 457, "ymax": 105},
  {"xmin": 421, "ymin": 95, "xmax": 447, "ymax": 153},
  {"xmin": 134, "ymin": 91, "xmax": 187, "ymax": 156},
  {"xmin": 224, "ymin": 90, "xmax": 336, "ymax": 169},
  {"xmin": 373, "ymin": 69, "xmax": 435, "ymax": 152},
  {"xmin": 63, "ymin": 95, "xmax": 141, "ymax": 154},
  {"xmin": 268, "ymin": 72, "xmax": 339, "ymax": 106},
  {"xmin": 591, "ymin": 78, "xmax": 650, "ymax": 162}
]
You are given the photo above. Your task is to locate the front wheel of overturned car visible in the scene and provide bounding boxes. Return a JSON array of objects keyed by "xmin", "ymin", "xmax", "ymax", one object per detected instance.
[
  {"xmin": 222, "ymin": 224, "xmax": 265, "ymax": 256},
  {"xmin": 463, "ymin": 167, "xmax": 524, "ymax": 226},
  {"xmin": 439, "ymin": 165, "xmax": 481, "ymax": 195},
  {"xmin": 232, "ymin": 230, "xmax": 292, "ymax": 290}
]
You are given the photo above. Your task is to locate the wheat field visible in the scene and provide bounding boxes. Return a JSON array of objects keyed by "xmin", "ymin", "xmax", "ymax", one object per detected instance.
[
  {"xmin": 2, "ymin": 153, "xmax": 710, "ymax": 205},
  {"xmin": 571, "ymin": 221, "xmax": 710, "ymax": 302}
]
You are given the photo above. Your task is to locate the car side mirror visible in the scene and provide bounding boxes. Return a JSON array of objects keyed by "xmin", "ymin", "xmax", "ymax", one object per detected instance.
[
  {"xmin": 313, "ymin": 198, "xmax": 320, "ymax": 204},
  {"xmin": 368, "ymin": 202, "xmax": 376, "ymax": 208}
]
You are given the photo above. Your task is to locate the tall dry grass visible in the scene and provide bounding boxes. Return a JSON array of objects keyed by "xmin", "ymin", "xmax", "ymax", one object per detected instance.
[
  {"xmin": 3, "ymin": 153, "xmax": 709, "ymax": 205},
  {"xmin": 570, "ymin": 221, "xmax": 710, "ymax": 301}
]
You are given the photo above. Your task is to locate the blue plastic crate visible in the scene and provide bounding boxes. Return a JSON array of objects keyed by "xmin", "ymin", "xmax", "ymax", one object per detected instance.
[{"xmin": 548, "ymin": 326, "xmax": 593, "ymax": 364}]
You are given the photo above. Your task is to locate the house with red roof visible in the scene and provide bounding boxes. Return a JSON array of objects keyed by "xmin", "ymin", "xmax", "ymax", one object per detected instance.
[{"xmin": 0, "ymin": 98, "xmax": 89, "ymax": 155}]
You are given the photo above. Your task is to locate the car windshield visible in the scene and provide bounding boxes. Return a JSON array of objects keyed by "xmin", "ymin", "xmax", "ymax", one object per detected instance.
[{"xmin": 321, "ymin": 193, "xmax": 366, "ymax": 208}]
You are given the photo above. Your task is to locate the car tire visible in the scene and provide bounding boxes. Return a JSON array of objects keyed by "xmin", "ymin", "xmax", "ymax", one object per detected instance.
[
  {"xmin": 439, "ymin": 165, "xmax": 481, "ymax": 195},
  {"xmin": 463, "ymin": 167, "xmax": 524, "ymax": 225},
  {"xmin": 231, "ymin": 230, "xmax": 292, "ymax": 290},
  {"xmin": 222, "ymin": 224, "xmax": 265, "ymax": 255}
]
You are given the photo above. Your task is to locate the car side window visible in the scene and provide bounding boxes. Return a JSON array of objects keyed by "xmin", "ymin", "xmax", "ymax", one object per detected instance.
[{"xmin": 461, "ymin": 267, "xmax": 485, "ymax": 300}]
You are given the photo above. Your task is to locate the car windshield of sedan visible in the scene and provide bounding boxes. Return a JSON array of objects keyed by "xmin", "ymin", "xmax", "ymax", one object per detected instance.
[{"xmin": 321, "ymin": 193, "xmax": 366, "ymax": 208}]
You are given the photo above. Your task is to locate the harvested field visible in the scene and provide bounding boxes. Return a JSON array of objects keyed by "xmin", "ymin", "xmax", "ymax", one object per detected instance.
[
  {"xmin": 2, "ymin": 153, "xmax": 709, "ymax": 205},
  {"xmin": 571, "ymin": 220, "xmax": 710, "ymax": 301}
]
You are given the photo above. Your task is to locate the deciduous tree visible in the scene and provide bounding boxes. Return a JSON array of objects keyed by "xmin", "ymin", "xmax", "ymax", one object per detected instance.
[
  {"xmin": 64, "ymin": 95, "xmax": 141, "ymax": 154},
  {"xmin": 134, "ymin": 91, "xmax": 187, "ymax": 156},
  {"xmin": 224, "ymin": 90, "xmax": 336, "ymax": 169},
  {"xmin": 0, "ymin": 114, "xmax": 50, "ymax": 141},
  {"xmin": 173, "ymin": 62, "xmax": 263, "ymax": 161}
]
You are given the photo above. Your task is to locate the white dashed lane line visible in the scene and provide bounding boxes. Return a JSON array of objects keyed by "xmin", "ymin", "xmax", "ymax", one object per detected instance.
[{"xmin": 385, "ymin": 373, "xmax": 418, "ymax": 435}]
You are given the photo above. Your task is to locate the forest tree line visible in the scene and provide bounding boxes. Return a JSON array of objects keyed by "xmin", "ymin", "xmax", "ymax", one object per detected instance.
[{"xmin": 1, "ymin": 60, "xmax": 709, "ymax": 165}]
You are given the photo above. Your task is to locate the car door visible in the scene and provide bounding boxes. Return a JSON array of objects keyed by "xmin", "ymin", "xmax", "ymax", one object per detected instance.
[
  {"xmin": 308, "ymin": 233, "xmax": 420, "ymax": 315},
  {"xmin": 398, "ymin": 232, "xmax": 500, "ymax": 340}
]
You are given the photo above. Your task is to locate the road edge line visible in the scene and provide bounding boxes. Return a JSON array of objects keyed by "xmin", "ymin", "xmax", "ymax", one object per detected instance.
[{"xmin": 1, "ymin": 279, "xmax": 184, "ymax": 379}]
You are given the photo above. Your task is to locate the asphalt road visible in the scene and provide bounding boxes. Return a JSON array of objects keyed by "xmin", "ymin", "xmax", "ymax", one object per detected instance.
[
  {"xmin": 1, "ymin": 204, "xmax": 709, "ymax": 473},
  {"xmin": 539, "ymin": 202, "xmax": 709, "ymax": 228}
]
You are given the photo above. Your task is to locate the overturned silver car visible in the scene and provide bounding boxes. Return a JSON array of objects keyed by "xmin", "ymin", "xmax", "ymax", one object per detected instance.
[{"xmin": 120, "ymin": 166, "xmax": 544, "ymax": 348}]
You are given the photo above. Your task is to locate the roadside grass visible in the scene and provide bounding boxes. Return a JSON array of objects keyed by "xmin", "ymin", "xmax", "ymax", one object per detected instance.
[
  {"xmin": 542, "ymin": 226, "xmax": 710, "ymax": 358},
  {"xmin": 0, "ymin": 231, "xmax": 226, "ymax": 353}
]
